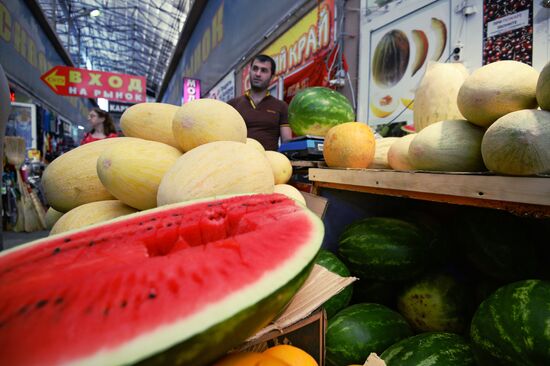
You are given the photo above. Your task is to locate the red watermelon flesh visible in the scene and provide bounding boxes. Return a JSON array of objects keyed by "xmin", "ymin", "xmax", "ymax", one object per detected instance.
[{"xmin": 0, "ymin": 194, "xmax": 323, "ymax": 366}]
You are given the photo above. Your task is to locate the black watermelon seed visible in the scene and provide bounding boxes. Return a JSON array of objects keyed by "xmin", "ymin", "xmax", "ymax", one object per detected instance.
[
  {"xmin": 54, "ymin": 297, "xmax": 63, "ymax": 305},
  {"xmin": 64, "ymin": 238, "xmax": 71, "ymax": 243},
  {"xmin": 146, "ymin": 227, "xmax": 153, "ymax": 231},
  {"xmin": 18, "ymin": 305, "xmax": 28, "ymax": 315},
  {"xmin": 166, "ymin": 223, "xmax": 173, "ymax": 227},
  {"xmin": 120, "ymin": 300, "xmax": 128, "ymax": 308},
  {"xmin": 36, "ymin": 300, "xmax": 48, "ymax": 309},
  {"xmin": 148, "ymin": 292, "xmax": 157, "ymax": 299},
  {"xmin": 138, "ymin": 222, "xmax": 144, "ymax": 226},
  {"xmin": 53, "ymin": 247, "xmax": 61, "ymax": 255},
  {"xmin": 150, "ymin": 217, "xmax": 157, "ymax": 221},
  {"xmin": 89, "ymin": 241, "xmax": 95, "ymax": 247},
  {"xmin": 171, "ymin": 213, "xmax": 180, "ymax": 217}
]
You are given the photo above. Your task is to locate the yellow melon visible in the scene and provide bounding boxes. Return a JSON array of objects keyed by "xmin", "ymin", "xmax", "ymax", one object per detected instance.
[
  {"xmin": 157, "ymin": 141, "xmax": 274, "ymax": 205},
  {"xmin": 368, "ymin": 137, "xmax": 399, "ymax": 169},
  {"xmin": 172, "ymin": 99, "xmax": 247, "ymax": 152},
  {"xmin": 387, "ymin": 134, "xmax": 417, "ymax": 171},
  {"xmin": 457, "ymin": 60, "xmax": 539, "ymax": 128},
  {"xmin": 42, "ymin": 138, "xmax": 123, "ymax": 212},
  {"xmin": 273, "ymin": 184, "xmax": 306, "ymax": 205},
  {"xmin": 323, "ymin": 122, "xmax": 376, "ymax": 168},
  {"xmin": 481, "ymin": 109, "xmax": 550, "ymax": 176},
  {"xmin": 50, "ymin": 200, "xmax": 138, "ymax": 235},
  {"xmin": 97, "ymin": 138, "xmax": 182, "ymax": 210},
  {"xmin": 265, "ymin": 151, "xmax": 292, "ymax": 184},
  {"xmin": 408, "ymin": 120, "xmax": 486, "ymax": 172},
  {"xmin": 45, "ymin": 207, "xmax": 64, "ymax": 229},
  {"xmin": 120, "ymin": 103, "xmax": 180, "ymax": 149},
  {"xmin": 413, "ymin": 62, "xmax": 469, "ymax": 131},
  {"xmin": 536, "ymin": 61, "xmax": 550, "ymax": 111},
  {"xmin": 246, "ymin": 138, "xmax": 266, "ymax": 154}
]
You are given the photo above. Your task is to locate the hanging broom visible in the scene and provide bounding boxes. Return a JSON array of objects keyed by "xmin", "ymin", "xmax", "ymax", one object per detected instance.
[{"xmin": 4, "ymin": 136, "xmax": 44, "ymax": 232}]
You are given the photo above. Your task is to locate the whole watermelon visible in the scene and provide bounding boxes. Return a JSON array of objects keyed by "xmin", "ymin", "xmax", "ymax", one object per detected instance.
[
  {"xmin": 288, "ymin": 87, "xmax": 355, "ymax": 136},
  {"xmin": 456, "ymin": 208, "xmax": 540, "ymax": 281},
  {"xmin": 326, "ymin": 303, "xmax": 413, "ymax": 366},
  {"xmin": 315, "ymin": 249, "xmax": 353, "ymax": 318},
  {"xmin": 470, "ymin": 279, "xmax": 550, "ymax": 365},
  {"xmin": 338, "ymin": 217, "xmax": 432, "ymax": 281},
  {"xmin": 397, "ymin": 273, "xmax": 471, "ymax": 334},
  {"xmin": 381, "ymin": 332, "xmax": 476, "ymax": 366}
]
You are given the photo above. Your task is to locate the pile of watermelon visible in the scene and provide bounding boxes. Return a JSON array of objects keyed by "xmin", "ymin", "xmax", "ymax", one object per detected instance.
[{"xmin": 316, "ymin": 206, "xmax": 550, "ymax": 366}]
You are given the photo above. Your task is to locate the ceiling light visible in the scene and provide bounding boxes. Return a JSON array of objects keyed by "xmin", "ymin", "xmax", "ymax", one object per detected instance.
[{"xmin": 89, "ymin": 9, "xmax": 101, "ymax": 17}]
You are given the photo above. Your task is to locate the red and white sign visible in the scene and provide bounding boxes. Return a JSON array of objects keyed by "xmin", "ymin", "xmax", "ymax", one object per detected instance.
[
  {"xmin": 183, "ymin": 78, "xmax": 201, "ymax": 103},
  {"xmin": 40, "ymin": 66, "xmax": 146, "ymax": 103}
]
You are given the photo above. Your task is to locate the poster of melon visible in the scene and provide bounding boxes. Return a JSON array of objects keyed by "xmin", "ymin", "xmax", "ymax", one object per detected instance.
[{"xmin": 367, "ymin": 0, "xmax": 451, "ymax": 127}]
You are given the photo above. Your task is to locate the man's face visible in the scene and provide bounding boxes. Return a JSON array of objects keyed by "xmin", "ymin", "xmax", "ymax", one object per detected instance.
[{"xmin": 250, "ymin": 59, "xmax": 273, "ymax": 90}]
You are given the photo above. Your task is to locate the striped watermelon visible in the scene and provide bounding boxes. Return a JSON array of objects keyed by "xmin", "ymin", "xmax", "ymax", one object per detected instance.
[
  {"xmin": 325, "ymin": 303, "xmax": 413, "ymax": 366},
  {"xmin": 470, "ymin": 280, "xmax": 550, "ymax": 365},
  {"xmin": 381, "ymin": 332, "xmax": 476, "ymax": 366},
  {"xmin": 288, "ymin": 87, "xmax": 355, "ymax": 137},
  {"xmin": 338, "ymin": 217, "xmax": 432, "ymax": 281},
  {"xmin": 314, "ymin": 249, "xmax": 353, "ymax": 318}
]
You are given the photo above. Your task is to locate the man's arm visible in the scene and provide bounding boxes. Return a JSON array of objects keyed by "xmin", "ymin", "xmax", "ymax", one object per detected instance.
[{"xmin": 280, "ymin": 125, "xmax": 293, "ymax": 142}]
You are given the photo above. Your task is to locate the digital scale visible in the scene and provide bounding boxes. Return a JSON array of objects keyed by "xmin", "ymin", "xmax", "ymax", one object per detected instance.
[{"xmin": 278, "ymin": 135, "xmax": 325, "ymax": 160}]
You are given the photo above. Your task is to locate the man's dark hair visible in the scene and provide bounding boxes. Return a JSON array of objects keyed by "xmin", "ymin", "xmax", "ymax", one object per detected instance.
[{"xmin": 251, "ymin": 54, "xmax": 276, "ymax": 75}]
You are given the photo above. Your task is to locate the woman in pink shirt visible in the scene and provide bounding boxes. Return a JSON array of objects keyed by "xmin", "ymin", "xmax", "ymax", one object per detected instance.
[{"xmin": 80, "ymin": 108, "xmax": 118, "ymax": 145}]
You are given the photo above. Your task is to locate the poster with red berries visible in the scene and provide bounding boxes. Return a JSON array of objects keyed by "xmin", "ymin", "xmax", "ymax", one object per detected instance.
[{"xmin": 483, "ymin": 0, "xmax": 533, "ymax": 65}]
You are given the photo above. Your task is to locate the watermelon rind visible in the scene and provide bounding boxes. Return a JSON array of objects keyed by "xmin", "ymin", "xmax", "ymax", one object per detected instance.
[
  {"xmin": 381, "ymin": 332, "xmax": 476, "ymax": 366},
  {"xmin": 325, "ymin": 303, "xmax": 413, "ymax": 366},
  {"xmin": 338, "ymin": 217, "xmax": 432, "ymax": 281},
  {"xmin": 314, "ymin": 249, "xmax": 353, "ymax": 318},
  {"xmin": 288, "ymin": 87, "xmax": 355, "ymax": 137},
  {"xmin": 470, "ymin": 279, "xmax": 550, "ymax": 366},
  {"xmin": 0, "ymin": 193, "xmax": 324, "ymax": 366}
]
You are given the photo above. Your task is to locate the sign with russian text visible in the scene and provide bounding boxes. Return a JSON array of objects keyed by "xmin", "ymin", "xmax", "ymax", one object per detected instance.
[
  {"xmin": 206, "ymin": 72, "xmax": 234, "ymax": 102},
  {"xmin": 40, "ymin": 66, "xmax": 146, "ymax": 103},
  {"xmin": 182, "ymin": 78, "xmax": 201, "ymax": 103}
]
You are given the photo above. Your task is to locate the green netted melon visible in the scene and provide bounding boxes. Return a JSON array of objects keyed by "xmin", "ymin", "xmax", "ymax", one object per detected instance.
[
  {"xmin": 457, "ymin": 60, "xmax": 539, "ymax": 128},
  {"xmin": 537, "ymin": 61, "xmax": 550, "ymax": 110},
  {"xmin": 408, "ymin": 119, "xmax": 486, "ymax": 172},
  {"xmin": 481, "ymin": 109, "xmax": 550, "ymax": 175}
]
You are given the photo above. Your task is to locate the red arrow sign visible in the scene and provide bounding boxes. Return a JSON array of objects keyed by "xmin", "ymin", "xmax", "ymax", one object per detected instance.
[{"xmin": 40, "ymin": 66, "xmax": 146, "ymax": 103}]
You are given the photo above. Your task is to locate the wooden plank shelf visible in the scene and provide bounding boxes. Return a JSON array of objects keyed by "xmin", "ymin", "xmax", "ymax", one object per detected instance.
[{"xmin": 309, "ymin": 168, "xmax": 550, "ymax": 218}]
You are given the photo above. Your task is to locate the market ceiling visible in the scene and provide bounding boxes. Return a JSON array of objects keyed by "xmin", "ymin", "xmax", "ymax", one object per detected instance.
[{"xmin": 36, "ymin": 0, "xmax": 193, "ymax": 98}]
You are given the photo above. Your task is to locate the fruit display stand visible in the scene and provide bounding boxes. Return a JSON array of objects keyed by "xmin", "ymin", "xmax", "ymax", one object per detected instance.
[{"xmin": 309, "ymin": 168, "xmax": 550, "ymax": 218}]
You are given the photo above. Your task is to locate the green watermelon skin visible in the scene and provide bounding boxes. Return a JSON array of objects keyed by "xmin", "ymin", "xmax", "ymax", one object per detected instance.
[
  {"xmin": 397, "ymin": 273, "xmax": 471, "ymax": 334},
  {"xmin": 338, "ymin": 217, "xmax": 431, "ymax": 281},
  {"xmin": 315, "ymin": 249, "xmax": 353, "ymax": 318},
  {"xmin": 470, "ymin": 279, "xmax": 550, "ymax": 365},
  {"xmin": 326, "ymin": 303, "xmax": 413, "ymax": 366},
  {"xmin": 288, "ymin": 87, "xmax": 355, "ymax": 136},
  {"xmin": 381, "ymin": 332, "xmax": 476, "ymax": 366},
  {"xmin": 456, "ymin": 209, "xmax": 540, "ymax": 281}
]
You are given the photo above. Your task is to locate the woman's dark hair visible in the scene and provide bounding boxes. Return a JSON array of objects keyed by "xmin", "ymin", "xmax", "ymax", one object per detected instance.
[
  {"xmin": 252, "ymin": 54, "xmax": 276, "ymax": 75},
  {"xmin": 91, "ymin": 107, "xmax": 117, "ymax": 135}
]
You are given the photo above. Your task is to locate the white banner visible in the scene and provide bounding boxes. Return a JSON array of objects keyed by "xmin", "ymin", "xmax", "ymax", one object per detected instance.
[
  {"xmin": 206, "ymin": 72, "xmax": 235, "ymax": 102},
  {"xmin": 487, "ymin": 10, "xmax": 529, "ymax": 38}
]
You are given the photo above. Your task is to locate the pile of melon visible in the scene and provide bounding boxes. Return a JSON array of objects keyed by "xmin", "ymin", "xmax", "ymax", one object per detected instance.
[
  {"xmin": 41, "ymin": 99, "xmax": 303, "ymax": 234},
  {"xmin": 345, "ymin": 60, "xmax": 550, "ymax": 176}
]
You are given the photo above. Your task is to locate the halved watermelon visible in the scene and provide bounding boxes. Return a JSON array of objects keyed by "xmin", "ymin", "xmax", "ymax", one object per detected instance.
[{"xmin": 0, "ymin": 193, "xmax": 324, "ymax": 366}]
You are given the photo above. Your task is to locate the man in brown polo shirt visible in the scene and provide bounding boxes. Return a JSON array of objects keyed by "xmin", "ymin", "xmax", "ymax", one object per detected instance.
[{"xmin": 228, "ymin": 55, "xmax": 292, "ymax": 151}]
